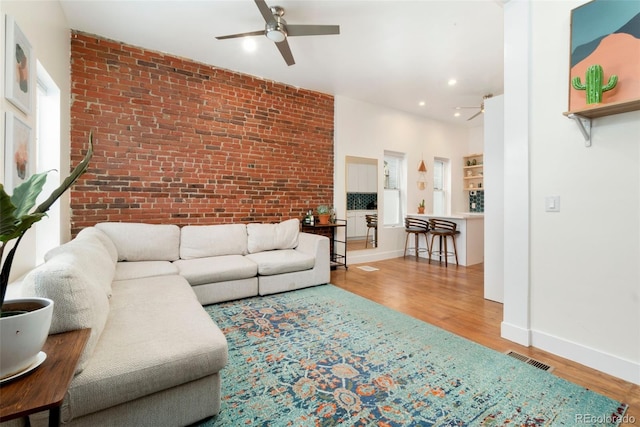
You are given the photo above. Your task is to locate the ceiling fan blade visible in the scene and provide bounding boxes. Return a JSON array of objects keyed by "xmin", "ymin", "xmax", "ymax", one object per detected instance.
[
  {"xmin": 275, "ymin": 39, "xmax": 295, "ymax": 66},
  {"xmin": 286, "ymin": 24, "xmax": 340, "ymax": 37},
  {"xmin": 254, "ymin": 0, "xmax": 275, "ymax": 23},
  {"xmin": 215, "ymin": 30, "xmax": 264, "ymax": 40},
  {"xmin": 467, "ymin": 110, "xmax": 483, "ymax": 121}
]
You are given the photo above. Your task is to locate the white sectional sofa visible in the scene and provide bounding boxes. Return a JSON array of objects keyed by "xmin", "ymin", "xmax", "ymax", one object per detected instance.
[{"xmin": 20, "ymin": 219, "xmax": 330, "ymax": 426}]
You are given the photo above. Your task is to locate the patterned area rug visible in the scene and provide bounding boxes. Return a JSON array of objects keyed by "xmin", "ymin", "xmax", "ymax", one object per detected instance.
[{"xmin": 200, "ymin": 285, "xmax": 627, "ymax": 426}]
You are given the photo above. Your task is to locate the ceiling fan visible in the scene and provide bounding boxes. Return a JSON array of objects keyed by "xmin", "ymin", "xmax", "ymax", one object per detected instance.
[
  {"xmin": 215, "ymin": 0, "xmax": 340, "ymax": 66},
  {"xmin": 457, "ymin": 94, "xmax": 494, "ymax": 121}
]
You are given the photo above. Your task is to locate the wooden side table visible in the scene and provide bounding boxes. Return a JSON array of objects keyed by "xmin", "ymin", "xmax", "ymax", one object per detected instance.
[
  {"xmin": 0, "ymin": 328, "xmax": 90, "ymax": 427},
  {"xmin": 302, "ymin": 220, "xmax": 347, "ymax": 269}
]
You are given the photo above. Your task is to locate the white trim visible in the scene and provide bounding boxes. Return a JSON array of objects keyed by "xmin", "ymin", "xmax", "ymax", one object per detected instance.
[
  {"xmin": 531, "ymin": 330, "xmax": 640, "ymax": 385},
  {"xmin": 501, "ymin": 321, "xmax": 531, "ymax": 346}
]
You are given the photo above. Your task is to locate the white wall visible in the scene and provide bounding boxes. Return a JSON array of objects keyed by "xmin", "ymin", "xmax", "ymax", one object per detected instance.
[
  {"xmin": 484, "ymin": 95, "xmax": 504, "ymax": 303},
  {"xmin": 1, "ymin": 1, "xmax": 71, "ymax": 280},
  {"xmin": 504, "ymin": 0, "xmax": 640, "ymax": 384},
  {"xmin": 334, "ymin": 96, "xmax": 470, "ymax": 264}
]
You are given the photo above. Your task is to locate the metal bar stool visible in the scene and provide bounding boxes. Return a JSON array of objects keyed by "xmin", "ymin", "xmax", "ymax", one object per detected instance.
[
  {"xmin": 365, "ymin": 214, "xmax": 377, "ymax": 248},
  {"xmin": 428, "ymin": 218, "xmax": 460, "ymax": 266},
  {"xmin": 403, "ymin": 217, "xmax": 430, "ymax": 259}
]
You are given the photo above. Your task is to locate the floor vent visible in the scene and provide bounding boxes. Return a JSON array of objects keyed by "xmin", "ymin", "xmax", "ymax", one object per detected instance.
[{"xmin": 505, "ymin": 351, "xmax": 554, "ymax": 372}]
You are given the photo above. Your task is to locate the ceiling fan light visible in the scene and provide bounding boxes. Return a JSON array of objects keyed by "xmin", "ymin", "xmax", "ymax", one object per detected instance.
[{"xmin": 266, "ymin": 22, "xmax": 287, "ymax": 42}]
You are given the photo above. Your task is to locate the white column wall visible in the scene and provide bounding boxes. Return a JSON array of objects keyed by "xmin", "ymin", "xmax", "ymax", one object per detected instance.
[{"xmin": 504, "ymin": 0, "xmax": 640, "ymax": 384}]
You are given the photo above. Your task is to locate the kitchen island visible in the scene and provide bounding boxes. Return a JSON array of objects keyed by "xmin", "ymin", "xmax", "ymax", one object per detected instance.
[{"xmin": 407, "ymin": 213, "xmax": 484, "ymax": 266}]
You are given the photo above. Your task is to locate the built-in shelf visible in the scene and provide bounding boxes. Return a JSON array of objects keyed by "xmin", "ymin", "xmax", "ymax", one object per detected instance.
[{"xmin": 463, "ymin": 153, "xmax": 483, "ymax": 192}]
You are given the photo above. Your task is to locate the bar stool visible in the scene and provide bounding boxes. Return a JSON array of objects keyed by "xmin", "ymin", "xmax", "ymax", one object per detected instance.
[
  {"xmin": 428, "ymin": 218, "xmax": 460, "ymax": 267},
  {"xmin": 403, "ymin": 217, "xmax": 430, "ymax": 259},
  {"xmin": 365, "ymin": 214, "xmax": 377, "ymax": 248}
]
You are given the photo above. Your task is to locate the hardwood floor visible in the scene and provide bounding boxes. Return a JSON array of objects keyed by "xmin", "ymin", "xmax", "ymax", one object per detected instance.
[{"xmin": 331, "ymin": 257, "xmax": 639, "ymax": 426}]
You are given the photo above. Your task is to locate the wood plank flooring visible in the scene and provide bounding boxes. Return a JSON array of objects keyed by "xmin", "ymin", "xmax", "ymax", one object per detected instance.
[{"xmin": 330, "ymin": 257, "xmax": 639, "ymax": 426}]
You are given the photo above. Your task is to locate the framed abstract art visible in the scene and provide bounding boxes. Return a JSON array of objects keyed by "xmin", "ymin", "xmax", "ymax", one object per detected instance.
[
  {"xmin": 4, "ymin": 15, "xmax": 33, "ymax": 114},
  {"xmin": 4, "ymin": 112, "xmax": 33, "ymax": 191},
  {"xmin": 568, "ymin": 0, "xmax": 640, "ymax": 112}
]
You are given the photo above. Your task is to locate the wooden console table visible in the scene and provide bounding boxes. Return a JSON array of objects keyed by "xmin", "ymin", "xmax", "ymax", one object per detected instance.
[{"xmin": 0, "ymin": 328, "xmax": 90, "ymax": 427}]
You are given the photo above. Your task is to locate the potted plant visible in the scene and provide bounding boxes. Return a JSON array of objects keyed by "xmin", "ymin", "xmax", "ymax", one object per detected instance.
[
  {"xmin": 418, "ymin": 199, "xmax": 425, "ymax": 214},
  {"xmin": 316, "ymin": 205, "xmax": 331, "ymax": 225},
  {"xmin": 0, "ymin": 133, "xmax": 93, "ymax": 380}
]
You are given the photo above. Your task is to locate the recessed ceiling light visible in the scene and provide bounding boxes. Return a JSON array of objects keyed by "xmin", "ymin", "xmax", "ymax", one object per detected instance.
[
  {"xmin": 454, "ymin": 112, "xmax": 461, "ymax": 117},
  {"xmin": 418, "ymin": 101, "xmax": 426, "ymax": 107},
  {"xmin": 243, "ymin": 38, "xmax": 257, "ymax": 52},
  {"xmin": 448, "ymin": 79, "xmax": 457, "ymax": 86}
]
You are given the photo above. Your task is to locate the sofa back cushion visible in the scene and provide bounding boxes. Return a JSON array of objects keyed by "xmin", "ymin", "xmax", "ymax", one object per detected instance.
[
  {"xmin": 95, "ymin": 222, "xmax": 180, "ymax": 261},
  {"xmin": 180, "ymin": 224, "xmax": 248, "ymax": 259},
  {"xmin": 22, "ymin": 252, "xmax": 110, "ymax": 374},
  {"xmin": 247, "ymin": 219, "xmax": 300, "ymax": 254}
]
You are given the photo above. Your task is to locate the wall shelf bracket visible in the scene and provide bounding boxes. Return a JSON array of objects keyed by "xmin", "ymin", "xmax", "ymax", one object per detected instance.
[{"xmin": 567, "ymin": 113, "xmax": 592, "ymax": 147}]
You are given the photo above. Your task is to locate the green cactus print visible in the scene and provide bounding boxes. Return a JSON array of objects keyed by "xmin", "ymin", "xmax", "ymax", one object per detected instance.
[{"xmin": 571, "ymin": 64, "xmax": 618, "ymax": 105}]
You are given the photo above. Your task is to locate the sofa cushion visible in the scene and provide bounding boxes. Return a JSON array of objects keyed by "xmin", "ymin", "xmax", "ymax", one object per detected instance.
[
  {"xmin": 21, "ymin": 252, "xmax": 110, "ymax": 374},
  {"xmin": 180, "ymin": 224, "xmax": 248, "ymax": 259},
  {"xmin": 114, "ymin": 261, "xmax": 179, "ymax": 281},
  {"xmin": 43, "ymin": 230, "xmax": 116, "ymax": 298},
  {"xmin": 245, "ymin": 249, "xmax": 315, "ymax": 276},
  {"xmin": 64, "ymin": 275, "xmax": 227, "ymax": 420},
  {"xmin": 174, "ymin": 255, "xmax": 258, "ymax": 286},
  {"xmin": 95, "ymin": 222, "xmax": 180, "ymax": 261},
  {"xmin": 246, "ymin": 219, "xmax": 299, "ymax": 254}
]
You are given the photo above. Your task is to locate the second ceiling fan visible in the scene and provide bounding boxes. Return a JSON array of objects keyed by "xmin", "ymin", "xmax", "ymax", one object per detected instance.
[
  {"xmin": 458, "ymin": 94, "xmax": 494, "ymax": 121},
  {"xmin": 216, "ymin": 0, "xmax": 340, "ymax": 66}
]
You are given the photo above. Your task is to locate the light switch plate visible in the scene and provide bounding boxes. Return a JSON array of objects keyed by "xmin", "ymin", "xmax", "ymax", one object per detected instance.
[{"xmin": 545, "ymin": 196, "xmax": 560, "ymax": 212}]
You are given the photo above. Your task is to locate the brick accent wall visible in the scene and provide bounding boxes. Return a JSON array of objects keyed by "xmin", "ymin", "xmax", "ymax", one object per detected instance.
[{"xmin": 69, "ymin": 32, "xmax": 334, "ymax": 235}]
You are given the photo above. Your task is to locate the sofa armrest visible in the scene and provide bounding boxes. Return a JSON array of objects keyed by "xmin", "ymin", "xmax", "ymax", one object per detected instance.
[{"xmin": 296, "ymin": 232, "xmax": 329, "ymax": 257}]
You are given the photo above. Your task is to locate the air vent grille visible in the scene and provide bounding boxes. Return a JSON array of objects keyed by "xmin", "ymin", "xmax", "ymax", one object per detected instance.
[{"xmin": 505, "ymin": 351, "xmax": 554, "ymax": 372}]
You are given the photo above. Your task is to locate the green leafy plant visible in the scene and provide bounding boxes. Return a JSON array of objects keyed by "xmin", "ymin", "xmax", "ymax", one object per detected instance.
[
  {"xmin": 316, "ymin": 205, "xmax": 330, "ymax": 215},
  {"xmin": 418, "ymin": 199, "xmax": 425, "ymax": 208},
  {"xmin": 0, "ymin": 133, "xmax": 94, "ymax": 311}
]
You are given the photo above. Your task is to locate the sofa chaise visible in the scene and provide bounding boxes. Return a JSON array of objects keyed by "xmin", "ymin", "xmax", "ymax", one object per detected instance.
[{"xmin": 19, "ymin": 218, "xmax": 329, "ymax": 426}]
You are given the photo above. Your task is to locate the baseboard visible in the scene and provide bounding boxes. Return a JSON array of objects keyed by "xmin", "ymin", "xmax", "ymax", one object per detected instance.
[
  {"xmin": 501, "ymin": 321, "xmax": 531, "ymax": 346},
  {"xmin": 346, "ymin": 249, "xmax": 402, "ymax": 265},
  {"xmin": 531, "ymin": 330, "xmax": 640, "ymax": 385}
]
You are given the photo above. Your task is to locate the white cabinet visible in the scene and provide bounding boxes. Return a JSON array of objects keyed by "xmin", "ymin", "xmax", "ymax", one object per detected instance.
[
  {"xmin": 347, "ymin": 164, "xmax": 377, "ymax": 193},
  {"xmin": 347, "ymin": 210, "xmax": 376, "ymax": 238},
  {"xmin": 347, "ymin": 164, "xmax": 359, "ymax": 192},
  {"xmin": 347, "ymin": 212, "xmax": 357, "ymax": 237}
]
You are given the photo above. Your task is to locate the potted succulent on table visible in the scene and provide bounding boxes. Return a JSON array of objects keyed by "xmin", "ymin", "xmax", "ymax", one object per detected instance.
[
  {"xmin": 0, "ymin": 133, "xmax": 93, "ymax": 381},
  {"xmin": 316, "ymin": 205, "xmax": 331, "ymax": 225},
  {"xmin": 418, "ymin": 199, "xmax": 425, "ymax": 214}
]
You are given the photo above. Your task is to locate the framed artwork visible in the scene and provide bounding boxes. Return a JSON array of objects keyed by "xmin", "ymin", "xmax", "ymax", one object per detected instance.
[
  {"xmin": 569, "ymin": 0, "xmax": 640, "ymax": 111},
  {"xmin": 4, "ymin": 15, "xmax": 33, "ymax": 114},
  {"xmin": 4, "ymin": 112, "xmax": 33, "ymax": 192}
]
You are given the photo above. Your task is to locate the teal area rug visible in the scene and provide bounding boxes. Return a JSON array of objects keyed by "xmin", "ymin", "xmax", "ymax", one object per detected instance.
[{"xmin": 200, "ymin": 285, "xmax": 627, "ymax": 426}]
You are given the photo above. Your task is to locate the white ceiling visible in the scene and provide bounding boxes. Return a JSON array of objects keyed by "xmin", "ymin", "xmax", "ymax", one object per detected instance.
[{"xmin": 59, "ymin": 0, "xmax": 504, "ymax": 127}]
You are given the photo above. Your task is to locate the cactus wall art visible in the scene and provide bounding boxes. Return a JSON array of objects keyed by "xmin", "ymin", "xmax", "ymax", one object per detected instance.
[
  {"xmin": 571, "ymin": 65, "xmax": 618, "ymax": 105},
  {"xmin": 568, "ymin": 0, "xmax": 640, "ymax": 112}
]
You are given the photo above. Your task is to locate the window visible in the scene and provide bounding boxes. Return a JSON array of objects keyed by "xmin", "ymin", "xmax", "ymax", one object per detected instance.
[
  {"xmin": 35, "ymin": 62, "xmax": 61, "ymax": 264},
  {"xmin": 383, "ymin": 151, "xmax": 405, "ymax": 226},
  {"xmin": 433, "ymin": 158, "xmax": 450, "ymax": 215}
]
